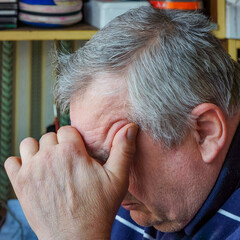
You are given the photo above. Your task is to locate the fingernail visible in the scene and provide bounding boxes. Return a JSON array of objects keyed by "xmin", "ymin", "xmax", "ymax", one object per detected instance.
[{"xmin": 127, "ymin": 125, "xmax": 139, "ymax": 141}]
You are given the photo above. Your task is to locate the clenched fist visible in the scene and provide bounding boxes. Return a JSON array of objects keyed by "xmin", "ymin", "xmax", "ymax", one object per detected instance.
[{"xmin": 5, "ymin": 124, "xmax": 138, "ymax": 240}]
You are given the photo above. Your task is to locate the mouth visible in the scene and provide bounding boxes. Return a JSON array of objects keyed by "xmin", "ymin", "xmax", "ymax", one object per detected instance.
[{"xmin": 121, "ymin": 201, "xmax": 141, "ymax": 211}]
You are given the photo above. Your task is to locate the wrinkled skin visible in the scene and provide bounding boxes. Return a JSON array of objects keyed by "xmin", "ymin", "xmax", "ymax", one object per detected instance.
[
  {"xmin": 5, "ymin": 74, "xmax": 236, "ymax": 238},
  {"xmin": 69, "ymin": 78, "xmax": 223, "ymax": 232},
  {"xmin": 5, "ymin": 124, "xmax": 138, "ymax": 240}
]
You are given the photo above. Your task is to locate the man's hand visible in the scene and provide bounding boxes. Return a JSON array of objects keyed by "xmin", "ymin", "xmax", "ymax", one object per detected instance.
[{"xmin": 4, "ymin": 124, "xmax": 138, "ymax": 240}]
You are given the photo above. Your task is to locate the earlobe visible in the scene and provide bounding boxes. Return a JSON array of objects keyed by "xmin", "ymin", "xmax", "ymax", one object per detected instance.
[{"xmin": 191, "ymin": 103, "xmax": 227, "ymax": 163}]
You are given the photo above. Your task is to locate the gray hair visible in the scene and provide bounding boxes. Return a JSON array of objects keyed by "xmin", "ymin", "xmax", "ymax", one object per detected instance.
[{"xmin": 54, "ymin": 6, "xmax": 240, "ymax": 147}]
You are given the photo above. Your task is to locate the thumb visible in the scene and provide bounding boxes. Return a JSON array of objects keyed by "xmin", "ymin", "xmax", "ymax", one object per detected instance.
[{"xmin": 104, "ymin": 123, "xmax": 138, "ymax": 180}]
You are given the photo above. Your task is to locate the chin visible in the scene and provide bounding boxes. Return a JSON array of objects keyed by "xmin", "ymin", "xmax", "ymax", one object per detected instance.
[
  {"xmin": 153, "ymin": 221, "xmax": 186, "ymax": 233},
  {"xmin": 130, "ymin": 210, "xmax": 161, "ymax": 228},
  {"xmin": 130, "ymin": 210, "xmax": 186, "ymax": 233}
]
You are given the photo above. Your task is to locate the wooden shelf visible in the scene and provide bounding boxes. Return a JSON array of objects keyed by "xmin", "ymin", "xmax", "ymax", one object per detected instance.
[
  {"xmin": 212, "ymin": 0, "xmax": 226, "ymax": 39},
  {"xmin": 0, "ymin": 1, "xmax": 225, "ymax": 41},
  {"xmin": 0, "ymin": 22, "xmax": 98, "ymax": 41},
  {"xmin": 228, "ymin": 39, "xmax": 240, "ymax": 62}
]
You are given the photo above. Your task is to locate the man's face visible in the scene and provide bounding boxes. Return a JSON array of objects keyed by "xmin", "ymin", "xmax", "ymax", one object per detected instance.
[{"xmin": 70, "ymin": 75, "xmax": 218, "ymax": 232}]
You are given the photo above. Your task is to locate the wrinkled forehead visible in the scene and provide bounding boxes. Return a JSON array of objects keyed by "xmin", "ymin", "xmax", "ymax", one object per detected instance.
[
  {"xmin": 70, "ymin": 73, "xmax": 128, "ymax": 125},
  {"xmin": 70, "ymin": 90, "xmax": 126, "ymax": 127},
  {"xmin": 69, "ymin": 74, "xmax": 129, "ymax": 161}
]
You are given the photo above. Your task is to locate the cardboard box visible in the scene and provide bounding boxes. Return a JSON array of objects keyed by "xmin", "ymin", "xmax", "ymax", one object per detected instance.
[{"xmin": 84, "ymin": 0, "xmax": 150, "ymax": 29}]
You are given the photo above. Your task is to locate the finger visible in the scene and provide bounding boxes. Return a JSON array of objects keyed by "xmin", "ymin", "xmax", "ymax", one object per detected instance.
[
  {"xmin": 57, "ymin": 126, "xmax": 87, "ymax": 153},
  {"xmin": 104, "ymin": 123, "xmax": 138, "ymax": 180},
  {"xmin": 4, "ymin": 156, "xmax": 21, "ymax": 185},
  {"xmin": 20, "ymin": 137, "xmax": 39, "ymax": 164},
  {"xmin": 39, "ymin": 132, "xmax": 58, "ymax": 150}
]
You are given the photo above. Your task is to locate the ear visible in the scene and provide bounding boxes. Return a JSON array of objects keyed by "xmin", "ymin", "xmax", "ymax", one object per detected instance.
[{"xmin": 191, "ymin": 103, "xmax": 227, "ymax": 163}]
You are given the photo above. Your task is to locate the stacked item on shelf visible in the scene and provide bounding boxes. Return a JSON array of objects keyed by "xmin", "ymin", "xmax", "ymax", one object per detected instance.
[
  {"xmin": 0, "ymin": 0, "xmax": 18, "ymax": 29},
  {"xmin": 226, "ymin": 0, "xmax": 240, "ymax": 39},
  {"xmin": 148, "ymin": 0, "xmax": 203, "ymax": 10},
  {"xmin": 19, "ymin": 0, "xmax": 83, "ymax": 28},
  {"xmin": 84, "ymin": 0, "xmax": 150, "ymax": 29}
]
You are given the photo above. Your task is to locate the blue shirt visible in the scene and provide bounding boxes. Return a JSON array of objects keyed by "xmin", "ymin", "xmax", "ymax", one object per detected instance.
[{"xmin": 0, "ymin": 200, "xmax": 37, "ymax": 240}]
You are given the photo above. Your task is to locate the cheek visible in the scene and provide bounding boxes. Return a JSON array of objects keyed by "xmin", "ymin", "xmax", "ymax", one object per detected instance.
[
  {"xmin": 127, "ymin": 140, "xmax": 184, "ymax": 208},
  {"xmin": 128, "ymin": 154, "xmax": 158, "ymax": 204},
  {"xmin": 127, "ymin": 133, "xmax": 161, "ymax": 201}
]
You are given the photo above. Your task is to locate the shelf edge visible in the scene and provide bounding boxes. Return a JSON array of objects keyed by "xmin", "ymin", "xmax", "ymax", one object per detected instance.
[{"xmin": 0, "ymin": 30, "xmax": 98, "ymax": 41}]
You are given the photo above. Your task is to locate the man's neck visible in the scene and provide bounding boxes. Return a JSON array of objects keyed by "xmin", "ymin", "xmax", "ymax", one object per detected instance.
[{"xmin": 223, "ymin": 110, "xmax": 240, "ymax": 161}]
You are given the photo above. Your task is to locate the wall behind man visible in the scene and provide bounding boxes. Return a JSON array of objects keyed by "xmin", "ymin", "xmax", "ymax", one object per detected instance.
[{"xmin": 0, "ymin": 40, "xmax": 86, "ymax": 157}]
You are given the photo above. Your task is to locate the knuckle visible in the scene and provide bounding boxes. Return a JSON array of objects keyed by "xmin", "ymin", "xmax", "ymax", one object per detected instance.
[
  {"xmin": 20, "ymin": 137, "xmax": 36, "ymax": 147},
  {"xmin": 4, "ymin": 157, "xmax": 15, "ymax": 173},
  {"xmin": 4, "ymin": 156, "xmax": 15, "ymax": 166},
  {"xmin": 57, "ymin": 126, "xmax": 80, "ymax": 140},
  {"xmin": 39, "ymin": 132, "xmax": 56, "ymax": 142},
  {"xmin": 58, "ymin": 125, "xmax": 75, "ymax": 134},
  {"xmin": 4, "ymin": 157, "xmax": 17, "ymax": 170}
]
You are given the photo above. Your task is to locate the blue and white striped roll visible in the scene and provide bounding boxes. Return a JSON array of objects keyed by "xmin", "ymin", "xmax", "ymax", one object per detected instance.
[{"xmin": 19, "ymin": 0, "xmax": 83, "ymax": 27}]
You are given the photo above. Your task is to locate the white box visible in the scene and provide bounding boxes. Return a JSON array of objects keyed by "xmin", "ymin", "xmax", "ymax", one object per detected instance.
[
  {"xmin": 84, "ymin": 0, "xmax": 150, "ymax": 29},
  {"xmin": 226, "ymin": 0, "xmax": 240, "ymax": 39}
]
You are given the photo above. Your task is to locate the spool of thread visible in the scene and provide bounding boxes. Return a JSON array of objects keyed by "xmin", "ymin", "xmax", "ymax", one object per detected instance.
[
  {"xmin": 148, "ymin": 0, "xmax": 203, "ymax": 10},
  {"xmin": 19, "ymin": 0, "xmax": 83, "ymax": 28}
]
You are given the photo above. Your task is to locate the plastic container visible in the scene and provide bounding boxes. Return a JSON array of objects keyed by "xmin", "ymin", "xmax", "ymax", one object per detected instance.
[
  {"xmin": 148, "ymin": 0, "xmax": 203, "ymax": 10},
  {"xmin": 84, "ymin": 0, "xmax": 150, "ymax": 29}
]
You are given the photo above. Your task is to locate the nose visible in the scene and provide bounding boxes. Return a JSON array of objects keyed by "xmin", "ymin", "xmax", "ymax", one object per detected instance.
[
  {"xmin": 128, "ymin": 161, "xmax": 139, "ymax": 192},
  {"xmin": 123, "ymin": 191, "xmax": 138, "ymax": 202}
]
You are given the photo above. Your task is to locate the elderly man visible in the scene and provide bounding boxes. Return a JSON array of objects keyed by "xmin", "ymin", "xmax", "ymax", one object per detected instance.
[{"xmin": 4, "ymin": 6, "xmax": 240, "ymax": 239}]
